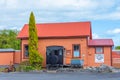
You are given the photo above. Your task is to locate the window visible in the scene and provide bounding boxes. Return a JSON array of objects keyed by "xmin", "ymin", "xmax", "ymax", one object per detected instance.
[
  {"xmin": 96, "ymin": 47, "xmax": 103, "ymax": 54},
  {"xmin": 73, "ymin": 44, "xmax": 80, "ymax": 57},
  {"xmin": 59, "ymin": 49, "xmax": 62, "ymax": 55},
  {"xmin": 24, "ymin": 45, "xmax": 29, "ymax": 58}
]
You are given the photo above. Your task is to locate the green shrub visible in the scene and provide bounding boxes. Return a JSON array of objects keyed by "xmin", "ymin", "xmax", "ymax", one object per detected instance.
[
  {"xmin": 28, "ymin": 12, "xmax": 43, "ymax": 70},
  {"xmin": 0, "ymin": 68, "xmax": 4, "ymax": 72},
  {"xmin": 22, "ymin": 66, "xmax": 35, "ymax": 72},
  {"xmin": 19, "ymin": 60, "xmax": 42, "ymax": 72},
  {"xmin": 20, "ymin": 60, "xmax": 30, "ymax": 66},
  {"xmin": 29, "ymin": 53, "xmax": 43, "ymax": 70},
  {"xmin": 19, "ymin": 60, "xmax": 33, "ymax": 72}
]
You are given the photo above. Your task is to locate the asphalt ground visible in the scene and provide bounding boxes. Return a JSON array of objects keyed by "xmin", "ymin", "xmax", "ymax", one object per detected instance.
[{"xmin": 0, "ymin": 71, "xmax": 120, "ymax": 80}]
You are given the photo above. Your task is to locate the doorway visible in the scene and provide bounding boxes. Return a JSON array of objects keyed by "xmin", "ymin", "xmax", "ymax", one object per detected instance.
[{"xmin": 46, "ymin": 46, "xmax": 64, "ymax": 66}]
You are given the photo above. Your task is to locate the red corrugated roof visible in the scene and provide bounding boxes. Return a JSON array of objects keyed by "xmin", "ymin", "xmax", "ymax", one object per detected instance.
[
  {"xmin": 17, "ymin": 22, "xmax": 92, "ymax": 39},
  {"xmin": 88, "ymin": 39, "xmax": 114, "ymax": 46},
  {"xmin": 112, "ymin": 51, "xmax": 120, "ymax": 58}
]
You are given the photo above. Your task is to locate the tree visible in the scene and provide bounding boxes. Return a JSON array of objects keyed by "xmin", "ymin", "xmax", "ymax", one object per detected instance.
[
  {"xmin": 115, "ymin": 46, "xmax": 120, "ymax": 50},
  {"xmin": 0, "ymin": 29, "xmax": 20, "ymax": 50},
  {"xmin": 28, "ymin": 12, "xmax": 43, "ymax": 69}
]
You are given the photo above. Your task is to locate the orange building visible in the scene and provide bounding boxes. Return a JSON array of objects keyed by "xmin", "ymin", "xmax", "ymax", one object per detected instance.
[
  {"xmin": 112, "ymin": 50, "xmax": 120, "ymax": 68},
  {"xmin": 17, "ymin": 22, "xmax": 114, "ymax": 67}
]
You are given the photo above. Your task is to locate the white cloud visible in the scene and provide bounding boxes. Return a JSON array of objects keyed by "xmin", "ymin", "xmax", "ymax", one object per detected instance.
[
  {"xmin": 0, "ymin": 25, "xmax": 7, "ymax": 30},
  {"xmin": 6, "ymin": 0, "xmax": 18, "ymax": 9},
  {"xmin": 95, "ymin": 11, "xmax": 120, "ymax": 20},
  {"xmin": 0, "ymin": 0, "xmax": 120, "ymax": 20},
  {"xmin": 0, "ymin": 0, "xmax": 120, "ymax": 30},
  {"xmin": 0, "ymin": 0, "xmax": 4, "ymax": 4},
  {"xmin": 0, "ymin": 0, "xmax": 116, "ymax": 10},
  {"xmin": 92, "ymin": 33, "xmax": 100, "ymax": 39},
  {"xmin": 10, "ymin": 27, "xmax": 21, "ymax": 30},
  {"xmin": 34, "ymin": 0, "xmax": 115, "ymax": 11},
  {"xmin": 107, "ymin": 28, "xmax": 120, "ymax": 34}
]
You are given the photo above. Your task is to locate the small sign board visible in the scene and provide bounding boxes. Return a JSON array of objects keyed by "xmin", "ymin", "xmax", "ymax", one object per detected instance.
[{"xmin": 95, "ymin": 54, "xmax": 104, "ymax": 63}]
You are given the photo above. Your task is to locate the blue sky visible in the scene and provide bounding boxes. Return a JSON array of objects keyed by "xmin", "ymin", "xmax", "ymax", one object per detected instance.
[{"xmin": 0, "ymin": 0, "xmax": 120, "ymax": 46}]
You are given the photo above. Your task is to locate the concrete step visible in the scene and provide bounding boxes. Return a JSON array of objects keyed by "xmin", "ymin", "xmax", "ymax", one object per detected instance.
[{"xmin": 46, "ymin": 70, "xmax": 57, "ymax": 73}]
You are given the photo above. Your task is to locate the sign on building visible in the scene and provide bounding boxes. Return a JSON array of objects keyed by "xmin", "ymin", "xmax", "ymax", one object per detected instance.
[{"xmin": 95, "ymin": 54, "xmax": 104, "ymax": 63}]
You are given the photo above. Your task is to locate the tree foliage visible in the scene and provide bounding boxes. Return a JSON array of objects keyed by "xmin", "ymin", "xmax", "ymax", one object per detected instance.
[
  {"xmin": 28, "ymin": 12, "xmax": 43, "ymax": 69},
  {"xmin": 115, "ymin": 46, "xmax": 120, "ymax": 50},
  {"xmin": 0, "ymin": 29, "xmax": 20, "ymax": 50}
]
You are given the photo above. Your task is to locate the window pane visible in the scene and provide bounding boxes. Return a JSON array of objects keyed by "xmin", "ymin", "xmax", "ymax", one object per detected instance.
[
  {"xmin": 73, "ymin": 45, "xmax": 80, "ymax": 57},
  {"xmin": 24, "ymin": 45, "xmax": 29, "ymax": 57},
  {"xmin": 74, "ymin": 45, "xmax": 79, "ymax": 51},
  {"xmin": 96, "ymin": 47, "xmax": 103, "ymax": 53},
  {"xmin": 74, "ymin": 51, "xmax": 80, "ymax": 57},
  {"xmin": 59, "ymin": 50, "xmax": 62, "ymax": 55},
  {"xmin": 74, "ymin": 46, "xmax": 76, "ymax": 51}
]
